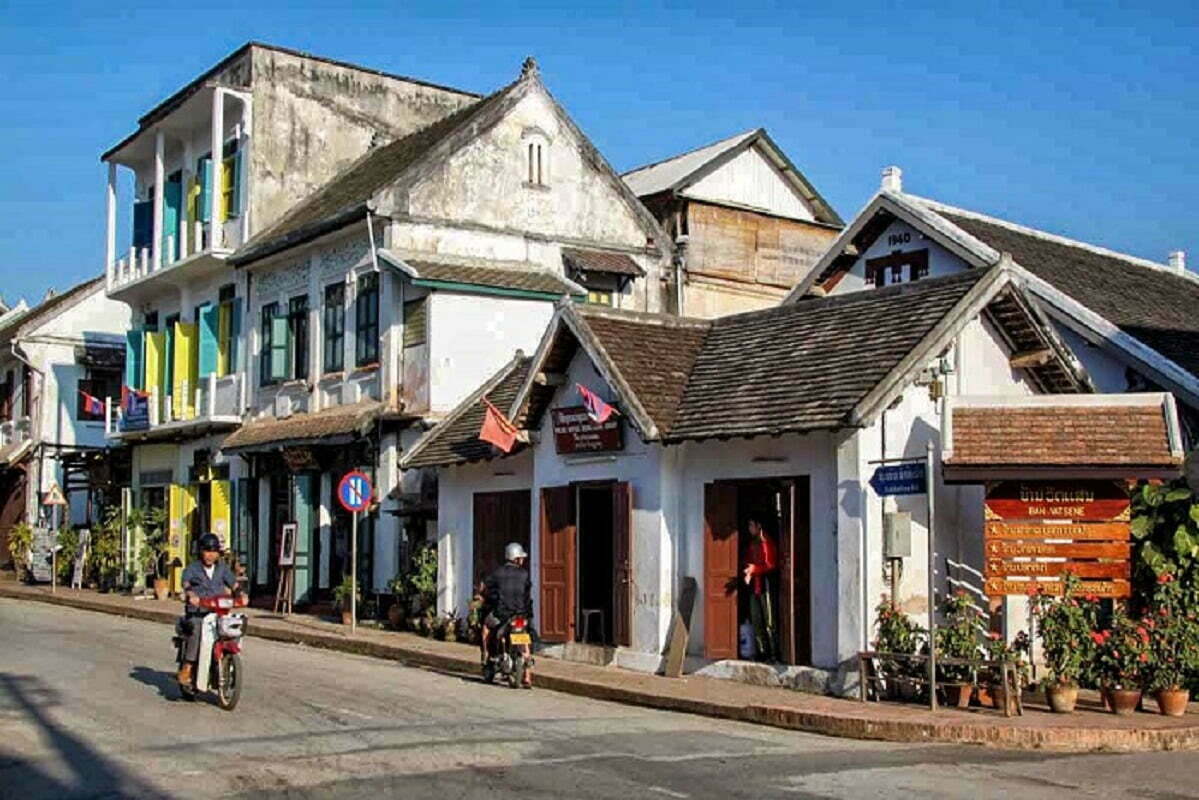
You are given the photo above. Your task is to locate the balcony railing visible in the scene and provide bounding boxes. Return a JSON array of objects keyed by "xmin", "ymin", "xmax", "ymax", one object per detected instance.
[
  {"xmin": 106, "ymin": 373, "xmax": 244, "ymax": 438},
  {"xmin": 108, "ymin": 219, "xmax": 236, "ymax": 292}
]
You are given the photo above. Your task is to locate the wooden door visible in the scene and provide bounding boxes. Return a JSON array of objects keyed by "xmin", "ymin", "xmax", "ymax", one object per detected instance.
[
  {"xmin": 704, "ymin": 482, "xmax": 739, "ymax": 659},
  {"xmin": 778, "ymin": 480, "xmax": 796, "ymax": 665},
  {"xmin": 612, "ymin": 482, "xmax": 633, "ymax": 648},
  {"xmin": 0, "ymin": 468, "xmax": 27, "ymax": 569},
  {"xmin": 473, "ymin": 490, "xmax": 532, "ymax": 587},
  {"xmin": 795, "ymin": 477, "xmax": 812, "ymax": 665},
  {"xmin": 539, "ymin": 485, "xmax": 576, "ymax": 643}
]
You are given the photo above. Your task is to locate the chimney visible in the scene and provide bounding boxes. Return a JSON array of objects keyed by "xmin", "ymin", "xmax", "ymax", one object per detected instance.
[
  {"xmin": 881, "ymin": 165, "xmax": 903, "ymax": 193},
  {"xmin": 1168, "ymin": 250, "xmax": 1186, "ymax": 273}
]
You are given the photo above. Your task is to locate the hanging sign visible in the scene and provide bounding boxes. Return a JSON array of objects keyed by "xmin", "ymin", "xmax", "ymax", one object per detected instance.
[
  {"xmin": 984, "ymin": 521, "xmax": 1130, "ymax": 541},
  {"xmin": 985, "ymin": 540, "xmax": 1131, "ymax": 559},
  {"xmin": 984, "ymin": 578, "xmax": 1131, "ymax": 599},
  {"xmin": 869, "ymin": 463, "xmax": 927, "ymax": 496},
  {"xmin": 338, "ymin": 471, "xmax": 373, "ymax": 514},
  {"xmin": 552, "ymin": 406, "xmax": 623, "ymax": 455},
  {"xmin": 278, "ymin": 522, "xmax": 297, "ymax": 567},
  {"xmin": 984, "ymin": 559, "xmax": 1130, "ymax": 580},
  {"xmin": 984, "ymin": 481, "xmax": 1130, "ymax": 522},
  {"xmin": 42, "ymin": 483, "xmax": 67, "ymax": 506}
]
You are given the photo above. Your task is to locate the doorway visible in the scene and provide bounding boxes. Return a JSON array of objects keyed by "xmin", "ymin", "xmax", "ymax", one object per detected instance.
[
  {"xmin": 577, "ymin": 485, "xmax": 615, "ymax": 644},
  {"xmin": 703, "ymin": 477, "xmax": 811, "ymax": 665},
  {"xmin": 472, "ymin": 490, "xmax": 531, "ymax": 591}
]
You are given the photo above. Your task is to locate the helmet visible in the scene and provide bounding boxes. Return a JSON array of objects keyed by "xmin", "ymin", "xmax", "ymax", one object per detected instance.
[
  {"xmin": 504, "ymin": 542, "xmax": 528, "ymax": 563},
  {"xmin": 197, "ymin": 533, "xmax": 222, "ymax": 553}
]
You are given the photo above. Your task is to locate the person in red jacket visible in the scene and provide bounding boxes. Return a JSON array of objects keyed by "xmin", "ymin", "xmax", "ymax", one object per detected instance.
[{"xmin": 742, "ymin": 516, "xmax": 777, "ymax": 661}]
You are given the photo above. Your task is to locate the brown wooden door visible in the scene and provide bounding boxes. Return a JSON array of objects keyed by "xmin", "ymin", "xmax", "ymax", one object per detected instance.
[
  {"xmin": 612, "ymin": 481, "xmax": 633, "ymax": 648},
  {"xmin": 473, "ymin": 490, "xmax": 532, "ymax": 588},
  {"xmin": 539, "ymin": 485, "xmax": 576, "ymax": 643},
  {"xmin": 0, "ymin": 467, "xmax": 27, "ymax": 569},
  {"xmin": 704, "ymin": 481, "xmax": 739, "ymax": 659},
  {"xmin": 795, "ymin": 477, "xmax": 812, "ymax": 665},
  {"xmin": 778, "ymin": 480, "xmax": 796, "ymax": 665}
]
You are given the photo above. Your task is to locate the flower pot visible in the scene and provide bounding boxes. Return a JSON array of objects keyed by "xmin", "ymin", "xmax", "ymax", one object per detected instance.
[
  {"xmin": 153, "ymin": 578, "xmax": 170, "ymax": 601},
  {"xmin": 408, "ymin": 617, "xmax": 422, "ymax": 633},
  {"xmin": 1109, "ymin": 688, "xmax": 1142, "ymax": 715},
  {"xmin": 387, "ymin": 604, "xmax": 404, "ymax": 630},
  {"xmin": 1156, "ymin": 688, "xmax": 1189, "ymax": 717},
  {"xmin": 1045, "ymin": 682, "xmax": 1078, "ymax": 713},
  {"xmin": 943, "ymin": 683, "xmax": 973, "ymax": 709},
  {"xmin": 341, "ymin": 610, "xmax": 353, "ymax": 626}
]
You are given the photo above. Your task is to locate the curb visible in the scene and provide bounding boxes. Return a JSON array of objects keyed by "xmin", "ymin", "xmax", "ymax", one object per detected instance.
[{"xmin": 5, "ymin": 586, "xmax": 1199, "ymax": 752}]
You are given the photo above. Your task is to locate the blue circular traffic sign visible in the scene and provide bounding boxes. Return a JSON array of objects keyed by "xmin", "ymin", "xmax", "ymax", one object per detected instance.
[{"xmin": 338, "ymin": 471, "xmax": 373, "ymax": 513}]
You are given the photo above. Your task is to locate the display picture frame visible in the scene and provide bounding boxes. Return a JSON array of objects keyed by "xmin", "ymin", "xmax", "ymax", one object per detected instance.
[{"xmin": 278, "ymin": 522, "xmax": 298, "ymax": 567}]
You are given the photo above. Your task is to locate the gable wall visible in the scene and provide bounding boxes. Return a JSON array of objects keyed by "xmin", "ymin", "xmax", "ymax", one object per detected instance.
[
  {"xmin": 831, "ymin": 218, "xmax": 969, "ymax": 294},
  {"xmin": 683, "ymin": 145, "xmax": 816, "ymax": 221}
]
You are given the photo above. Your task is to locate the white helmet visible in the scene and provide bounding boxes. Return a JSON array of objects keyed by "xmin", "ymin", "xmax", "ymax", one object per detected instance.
[{"xmin": 505, "ymin": 542, "xmax": 528, "ymax": 562}]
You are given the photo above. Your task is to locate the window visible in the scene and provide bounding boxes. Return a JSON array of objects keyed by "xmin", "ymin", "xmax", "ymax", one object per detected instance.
[
  {"xmin": 221, "ymin": 139, "xmax": 242, "ymax": 219},
  {"xmin": 289, "ymin": 295, "xmax": 309, "ymax": 381},
  {"xmin": 523, "ymin": 130, "xmax": 549, "ymax": 187},
  {"xmin": 78, "ymin": 368, "xmax": 120, "ymax": 421},
  {"xmin": 355, "ymin": 273, "xmax": 379, "ymax": 367},
  {"xmin": 260, "ymin": 302, "xmax": 279, "ymax": 386},
  {"xmin": 403, "ymin": 297, "xmax": 428, "ymax": 347},
  {"xmin": 144, "ymin": 311, "xmax": 159, "ymax": 332},
  {"xmin": 586, "ymin": 289, "xmax": 613, "ymax": 306},
  {"xmin": 324, "ymin": 283, "xmax": 345, "ymax": 373},
  {"xmin": 864, "ymin": 249, "xmax": 930, "ymax": 287},
  {"xmin": 0, "ymin": 369, "xmax": 12, "ymax": 421},
  {"xmin": 570, "ymin": 270, "xmax": 618, "ymax": 307}
]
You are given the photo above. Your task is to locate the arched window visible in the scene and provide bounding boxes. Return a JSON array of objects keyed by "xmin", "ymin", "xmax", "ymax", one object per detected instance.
[{"xmin": 522, "ymin": 129, "xmax": 550, "ymax": 187}]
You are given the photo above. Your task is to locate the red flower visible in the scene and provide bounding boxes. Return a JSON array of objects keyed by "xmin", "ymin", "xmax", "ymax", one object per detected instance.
[
  {"xmin": 1090, "ymin": 631, "xmax": 1106, "ymax": 645},
  {"xmin": 1137, "ymin": 627, "xmax": 1150, "ymax": 643},
  {"xmin": 987, "ymin": 631, "xmax": 1001, "ymax": 640},
  {"xmin": 1084, "ymin": 594, "xmax": 1099, "ymax": 603},
  {"xmin": 1140, "ymin": 653, "xmax": 1149, "ymax": 663},
  {"xmin": 1160, "ymin": 607, "xmax": 1170, "ymax": 618}
]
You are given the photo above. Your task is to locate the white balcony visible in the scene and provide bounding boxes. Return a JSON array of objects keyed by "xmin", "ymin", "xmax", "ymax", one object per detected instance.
[
  {"xmin": 106, "ymin": 373, "xmax": 244, "ymax": 442},
  {"xmin": 106, "ymin": 219, "xmax": 237, "ymax": 303}
]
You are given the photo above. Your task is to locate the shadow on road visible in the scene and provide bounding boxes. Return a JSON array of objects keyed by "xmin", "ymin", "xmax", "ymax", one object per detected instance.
[
  {"xmin": 0, "ymin": 673, "xmax": 171, "ymax": 799},
  {"xmin": 129, "ymin": 666, "xmax": 182, "ymax": 702}
]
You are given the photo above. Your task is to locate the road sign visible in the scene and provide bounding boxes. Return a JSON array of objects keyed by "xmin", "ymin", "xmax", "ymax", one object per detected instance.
[
  {"xmin": 869, "ymin": 463, "xmax": 926, "ymax": 496},
  {"xmin": 42, "ymin": 483, "xmax": 66, "ymax": 506},
  {"xmin": 984, "ymin": 481, "xmax": 1129, "ymax": 522},
  {"xmin": 337, "ymin": 471, "xmax": 373, "ymax": 514},
  {"xmin": 984, "ymin": 521, "xmax": 1130, "ymax": 541},
  {"xmin": 984, "ymin": 578, "xmax": 1131, "ymax": 599},
  {"xmin": 984, "ymin": 558, "xmax": 1130, "ymax": 580}
]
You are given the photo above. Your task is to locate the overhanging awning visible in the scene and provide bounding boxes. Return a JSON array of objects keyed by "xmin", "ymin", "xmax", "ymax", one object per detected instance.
[{"xmin": 221, "ymin": 401, "xmax": 385, "ymax": 453}]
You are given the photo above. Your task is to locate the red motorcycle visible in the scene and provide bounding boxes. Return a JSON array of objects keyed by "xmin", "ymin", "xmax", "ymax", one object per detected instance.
[
  {"xmin": 482, "ymin": 614, "xmax": 533, "ymax": 689},
  {"xmin": 174, "ymin": 594, "xmax": 248, "ymax": 710}
]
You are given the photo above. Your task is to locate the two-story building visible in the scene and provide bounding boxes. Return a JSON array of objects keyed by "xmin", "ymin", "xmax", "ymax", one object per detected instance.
[
  {"xmin": 0, "ymin": 278, "xmax": 130, "ymax": 569},
  {"xmin": 102, "ymin": 43, "xmax": 479, "ymax": 592}
]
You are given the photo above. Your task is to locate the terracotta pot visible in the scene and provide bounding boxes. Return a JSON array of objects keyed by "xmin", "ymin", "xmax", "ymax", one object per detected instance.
[
  {"xmin": 341, "ymin": 610, "xmax": 353, "ymax": 626},
  {"xmin": 943, "ymin": 683, "xmax": 973, "ymax": 708},
  {"xmin": 1156, "ymin": 687, "xmax": 1190, "ymax": 717},
  {"xmin": 1045, "ymin": 682, "xmax": 1078, "ymax": 713},
  {"xmin": 1109, "ymin": 687, "xmax": 1142, "ymax": 715},
  {"xmin": 976, "ymin": 685, "xmax": 995, "ymax": 708},
  {"xmin": 152, "ymin": 578, "xmax": 170, "ymax": 602}
]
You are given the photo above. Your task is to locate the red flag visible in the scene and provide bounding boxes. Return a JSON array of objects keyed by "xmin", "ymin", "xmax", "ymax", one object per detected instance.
[
  {"xmin": 478, "ymin": 398, "xmax": 518, "ymax": 453},
  {"xmin": 79, "ymin": 390, "xmax": 104, "ymax": 416},
  {"xmin": 577, "ymin": 383, "xmax": 618, "ymax": 424}
]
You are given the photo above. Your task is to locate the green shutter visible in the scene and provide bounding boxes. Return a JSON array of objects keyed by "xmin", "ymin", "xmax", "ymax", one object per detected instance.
[
  {"xmin": 125, "ymin": 329, "xmax": 144, "ymax": 390},
  {"xmin": 197, "ymin": 157, "xmax": 212, "ymax": 223},
  {"xmin": 270, "ymin": 315, "xmax": 290, "ymax": 381},
  {"xmin": 198, "ymin": 304, "xmax": 219, "ymax": 377},
  {"xmin": 293, "ymin": 473, "xmax": 315, "ymax": 604}
]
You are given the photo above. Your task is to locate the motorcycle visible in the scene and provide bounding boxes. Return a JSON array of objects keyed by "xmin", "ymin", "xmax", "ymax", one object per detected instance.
[
  {"xmin": 482, "ymin": 614, "xmax": 534, "ymax": 689},
  {"xmin": 174, "ymin": 594, "xmax": 248, "ymax": 710}
]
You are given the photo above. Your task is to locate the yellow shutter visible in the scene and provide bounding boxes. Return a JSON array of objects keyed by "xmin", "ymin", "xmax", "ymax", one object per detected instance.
[
  {"xmin": 172, "ymin": 322, "xmax": 198, "ymax": 420},
  {"xmin": 211, "ymin": 479, "xmax": 232, "ymax": 551},
  {"xmin": 145, "ymin": 332, "xmax": 165, "ymax": 412},
  {"xmin": 168, "ymin": 484, "xmax": 185, "ymax": 594},
  {"xmin": 217, "ymin": 302, "xmax": 231, "ymax": 377},
  {"xmin": 220, "ymin": 159, "xmax": 234, "ymax": 223}
]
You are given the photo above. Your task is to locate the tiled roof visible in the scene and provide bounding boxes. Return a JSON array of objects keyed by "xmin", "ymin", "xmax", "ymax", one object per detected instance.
[
  {"xmin": 947, "ymin": 403, "xmax": 1177, "ymax": 468},
  {"xmin": 402, "ymin": 357, "xmax": 532, "ymax": 469},
  {"xmin": 561, "ymin": 247, "xmax": 645, "ymax": 277},
  {"xmin": 221, "ymin": 401, "xmax": 384, "ymax": 451},
  {"xmin": 934, "ymin": 210, "xmax": 1199, "ymax": 378},
  {"xmin": 664, "ymin": 270, "xmax": 989, "ymax": 441},
  {"xmin": 408, "ymin": 260, "xmax": 582, "ymax": 297},
  {"xmin": 231, "ymin": 83, "xmax": 514, "ymax": 266}
]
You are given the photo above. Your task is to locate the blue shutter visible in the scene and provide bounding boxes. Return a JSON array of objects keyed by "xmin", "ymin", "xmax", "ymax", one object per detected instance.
[
  {"xmin": 132, "ymin": 201, "xmax": 153, "ymax": 250},
  {"xmin": 293, "ymin": 473, "xmax": 314, "ymax": 604},
  {"xmin": 197, "ymin": 157, "xmax": 212, "ymax": 223},
  {"xmin": 163, "ymin": 177, "xmax": 183, "ymax": 261},
  {"xmin": 125, "ymin": 329, "xmax": 145, "ymax": 390},
  {"xmin": 198, "ymin": 304, "xmax": 219, "ymax": 377}
]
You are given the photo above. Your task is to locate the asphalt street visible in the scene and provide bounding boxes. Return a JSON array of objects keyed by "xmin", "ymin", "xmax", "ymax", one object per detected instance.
[{"xmin": 2, "ymin": 598, "xmax": 1199, "ymax": 799}]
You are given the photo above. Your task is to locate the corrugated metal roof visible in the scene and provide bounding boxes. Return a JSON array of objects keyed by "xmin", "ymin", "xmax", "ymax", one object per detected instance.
[{"xmin": 621, "ymin": 130, "xmax": 758, "ymax": 198}]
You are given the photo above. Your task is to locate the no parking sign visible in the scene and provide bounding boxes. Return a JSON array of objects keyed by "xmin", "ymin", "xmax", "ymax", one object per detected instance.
[{"xmin": 337, "ymin": 471, "xmax": 373, "ymax": 514}]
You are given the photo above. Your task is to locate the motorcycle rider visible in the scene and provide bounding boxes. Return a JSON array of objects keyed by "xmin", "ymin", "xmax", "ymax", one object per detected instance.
[
  {"xmin": 480, "ymin": 542, "xmax": 534, "ymax": 687},
  {"xmin": 177, "ymin": 532, "xmax": 237, "ymax": 687}
]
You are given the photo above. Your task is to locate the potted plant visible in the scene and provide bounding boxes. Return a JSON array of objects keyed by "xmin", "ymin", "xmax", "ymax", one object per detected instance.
[
  {"xmin": 1030, "ymin": 575, "xmax": 1096, "ymax": 713},
  {"xmin": 872, "ymin": 597, "xmax": 926, "ymax": 701},
  {"xmin": 1146, "ymin": 573, "xmax": 1196, "ymax": 716},
  {"xmin": 1094, "ymin": 607, "xmax": 1150, "ymax": 715},
  {"xmin": 7, "ymin": 522, "xmax": 33, "ymax": 582},
  {"xmin": 332, "ymin": 576, "xmax": 360, "ymax": 625},
  {"xmin": 133, "ymin": 508, "xmax": 170, "ymax": 600},
  {"xmin": 422, "ymin": 607, "xmax": 438, "ymax": 638},
  {"xmin": 442, "ymin": 610, "xmax": 459, "ymax": 643},
  {"xmin": 935, "ymin": 591, "xmax": 982, "ymax": 708},
  {"xmin": 982, "ymin": 630, "xmax": 1030, "ymax": 714},
  {"xmin": 386, "ymin": 573, "xmax": 408, "ymax": 629}
]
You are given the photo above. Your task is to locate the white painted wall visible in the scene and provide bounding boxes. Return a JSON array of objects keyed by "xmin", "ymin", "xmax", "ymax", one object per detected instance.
[
  {"xmin": 682, "ymin": 145, "xmax": 816, "ymax": 222},
  {"xmin": 831, "ymin": 219, "xmax": 968, "ymax": 294},
  {"xmin": 428, "ymin": 292, "xmax": 554, "ymax": 414}
]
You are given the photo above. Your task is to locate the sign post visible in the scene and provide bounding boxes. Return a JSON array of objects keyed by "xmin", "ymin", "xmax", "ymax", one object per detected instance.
[
  {"xmin": 43, "ymin": 483, "xmax": 68, "ymax": 594},
  {"xmin": 338, "ymin": 471, "xmax": 373, "ymax": 634}
]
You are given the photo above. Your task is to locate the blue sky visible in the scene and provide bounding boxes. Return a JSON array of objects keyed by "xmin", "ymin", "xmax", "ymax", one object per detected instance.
[{"xmin": 1, "ymin": 0, "xmax": 1195, "ymax": 303}]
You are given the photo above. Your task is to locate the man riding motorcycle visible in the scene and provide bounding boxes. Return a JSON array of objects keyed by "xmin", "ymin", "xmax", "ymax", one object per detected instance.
[
  {"xmin": 177, "ymin": 532, "xmax": 237, "ymax": 687},
  {"xmin": 480, "ymin": 542, "xmax": 534, "ymax": 688}
]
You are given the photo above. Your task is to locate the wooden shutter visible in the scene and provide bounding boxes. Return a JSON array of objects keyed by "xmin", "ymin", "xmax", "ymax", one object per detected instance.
[
  {"xmin": 294, "ymin": 473, "xmax": 315, "ymax": 604},
  {"xmin": 539, "ymin": 485, "xmax": 576, "ymax": 643},
  {"xmin": 144, "ymin": 331, "xmax": 165, "ymax": 402},
  {"xmin": 172, "ymin": 322, "xmax": 197, "ymax": 420},
  {"xmin": 198, "ymin": 304, "xmax": 220, "ymax": 378},
  {"xmin": 211, "ymin": 479, "xmax": 232, "ymax": 550},
  {"xmin": 196, "ymin": 157, "xmax": 212, "ymax": 223},
  {"xmin": 703, "ymin": 481, "xmax": 739, "ymax": 660},
  {"xmin": 229, "ymin": 299, "xmax": 242, "ymax": 374},
  {"xmin": 124, "ymin": 329, "xmax": 144, "ymax": 391},
  {"xmin": 163, "ymin": 175, "xmax": 183, "ymax": 261},
  {"xmin": 270, "ymin": 315, "xmax": 290, "ymax": 382},
  {"xmin": 612, "ymin": 481, "xmax": 633, "ymax": 648},
  {"xmin": 132, "ymin": 201, "xmax": 153, "ymax": 249}
]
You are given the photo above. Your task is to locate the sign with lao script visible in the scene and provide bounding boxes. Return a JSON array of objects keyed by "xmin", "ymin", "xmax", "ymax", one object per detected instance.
[
  {"xmin": 984, "ymin": 578, "xmax": 1131, "ymax": 599},
  {"xmin": 552, "ymin": 406, "xmax": 623, "ymax": 455},
  {"xmin": 869, "ymin": 463, "xmax": 927, "ymax": 496},
  {"xmin": 984, "ymin": 481, "xmax": 1130, "ymax": 522}
]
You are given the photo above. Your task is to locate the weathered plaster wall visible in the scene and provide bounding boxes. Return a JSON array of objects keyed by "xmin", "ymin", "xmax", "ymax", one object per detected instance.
[{"xmin": 250, "ymin": 47, "xmax": 476, "ymax": 233}]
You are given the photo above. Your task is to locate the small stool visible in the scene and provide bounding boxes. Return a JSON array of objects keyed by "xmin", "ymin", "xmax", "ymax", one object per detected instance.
[{"xmin": 580, "ymin": 608, "xmax": 605, "ymax": 644}]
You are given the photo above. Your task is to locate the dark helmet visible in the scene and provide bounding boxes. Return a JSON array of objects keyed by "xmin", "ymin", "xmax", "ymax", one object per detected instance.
[{"xmin": 197, "ymin": 533, "xmax": 222, "ymax": 553}]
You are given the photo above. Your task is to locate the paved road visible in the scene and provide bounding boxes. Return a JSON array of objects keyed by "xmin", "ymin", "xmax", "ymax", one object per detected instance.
[{"xmin": 2, "ymin": 599, "xmax": 1199, "ymax": 800}]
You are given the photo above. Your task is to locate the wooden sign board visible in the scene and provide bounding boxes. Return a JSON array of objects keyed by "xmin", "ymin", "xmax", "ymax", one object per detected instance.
[
  {"xmin": 278, "ymin": 522, "xmax": 297, "ymax": 567},
  {"xmin": 552, "ymin": 405, "xmax": 623, "ymax": 455},
  {"xmin": 985, "ymin": 558, "xmax": 1130, "ymax": 580},
  {"xmin": 984, "ymin": 481, "xmax": 1130, "ymax": 522},
  {"xmin": 985, "ymin": 540, "xmax": 1131, "ymax": 559},
  {"xmin": 985, "ymin": 521, "xmax": 1130, "ymax": 541},
  {"xmin": 985, "ymin": 578, "xmax": 1131, "ymax": 598}
]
